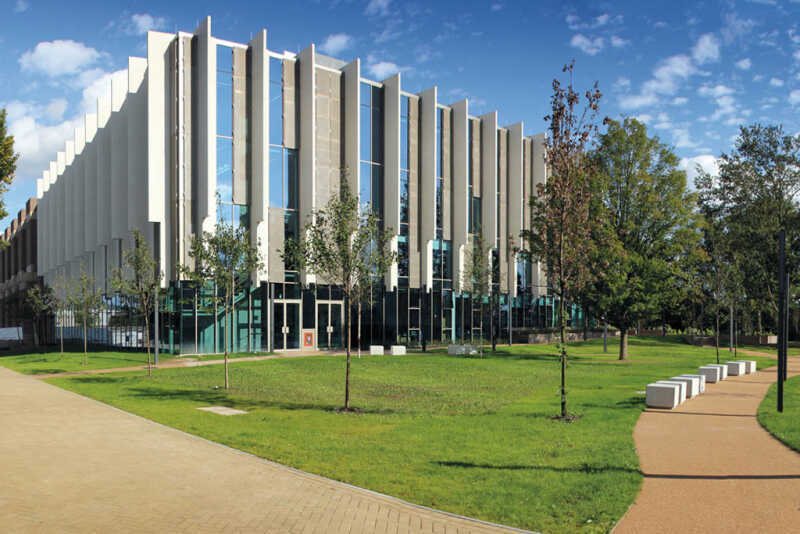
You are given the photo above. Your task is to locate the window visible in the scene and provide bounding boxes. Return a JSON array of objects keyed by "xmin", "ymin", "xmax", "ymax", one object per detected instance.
[{"xmin": 359, "ymin": 81, "xmax": 384, "ymax": 220}]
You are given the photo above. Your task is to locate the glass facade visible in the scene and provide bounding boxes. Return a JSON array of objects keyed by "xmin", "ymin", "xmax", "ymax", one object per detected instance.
[{"xmin": 359, "ymin": 82, "xmax": 384, "ymax": 220}]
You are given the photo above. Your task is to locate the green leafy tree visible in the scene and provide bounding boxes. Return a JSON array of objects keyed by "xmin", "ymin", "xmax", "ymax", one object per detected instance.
[
  {"xmin": 0, "ymin": 108, "xmax": 19, "ymax": 226},
  {"xmin": 111, "ymin": 231, "xmax": 163, "ymax": 376},
  {"xmin": 461, "ymin": 234, "xmax": 491, "ymax": 356},
  {"xmin": 25, "ymin": 284, "xmax": 54, "ymax": 350},
  {"xmin": 520, "ymin": 61, "xmax": 604, "ymax": 419},
  {"xmin": 51, "ymin": 276, "xmax": 70, "ymax": 356},
  {"xmin": 585, "ymin": 118, "xmax": 696, "ymax": 360},
  {"xmin": 180, "ymin": 221, "xmax": 263, "ymax": 389},
  {"xmin": 68, "ymin": 268, "xmax": 103, "ymax": 366},
  {"xmin": 283, "ymin": 182, "xmax": 395, "ymax": 411},
  {"xmin": 696, "ymin": 124, "xmax": 800, "ymax": 336}
]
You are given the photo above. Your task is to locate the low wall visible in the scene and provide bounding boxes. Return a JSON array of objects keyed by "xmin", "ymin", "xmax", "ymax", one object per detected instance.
[
  {"xmin": 527, "ymin": 329, "xmax": 620, "ymax": 344},
  {"xmin": 685, "ymin": 334, "xmax": 777, "ymax": 346}
]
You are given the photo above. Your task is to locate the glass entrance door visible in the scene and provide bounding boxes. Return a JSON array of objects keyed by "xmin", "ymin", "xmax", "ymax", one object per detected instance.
[
  {"xmin": 273, "ymin": 300, "xmax": 301, "ymax": 350},
  {"xmin": 316, "ymin": 301, "xmax": 343, "ymax": 348}
]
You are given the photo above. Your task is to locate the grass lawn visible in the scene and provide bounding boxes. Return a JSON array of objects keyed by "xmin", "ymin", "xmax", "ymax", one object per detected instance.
[
  {"xmin": 0, "ymin": 349, "xmax": 176, "ymax": 374},
  {"xmin": 758, "ymin": 372, "xmax": 800, "ymax": 453},
  {"xmin": 0, "ymin": 348, "xmax": 280, "ymax": 375},
  {"xmin": 45, "ymin": 336, "xmax": 772, "ymax": 534}
]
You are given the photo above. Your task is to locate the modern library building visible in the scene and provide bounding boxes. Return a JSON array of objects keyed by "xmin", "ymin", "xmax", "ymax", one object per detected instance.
[{"xmin": 33, "ymin": 16, "xmax": 579, "ymax": 354}]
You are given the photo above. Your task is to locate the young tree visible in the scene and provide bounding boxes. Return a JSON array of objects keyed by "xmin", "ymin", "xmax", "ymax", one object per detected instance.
[
  {"xmin": 585, "ymin": 118, "xmax": 696, "ymax": 360},
  {"xmin": 181, "ymin": 221, "xmax": 263, "ymax": 389},
  {"xmin": 283, "ymin": 182, "xmax": 395, "ymax": 410},
  {"xmin": 520, "ymin": 61, "xmax": 604, "ymax": 419},
  {"xmin": 0, "ymin": 108, "xmax": 19, "ymax": 224},
  {"xmin": 111, "ymin": 231, "xmax": 163, "ymax": 376},
  {"xmin": 68, "ymin": 268, "xmax": 103, "ymax": 366},
  {"xmin": 25, "ymin": 284, "xmax": 54, "ymax": 351},
  {"xmin": 51, "ymin": 276, "xmax": 69, "ymax": 356},
  {"xmin": 461, "ymin": 234, "xmax": 491, "ymax": 356}
]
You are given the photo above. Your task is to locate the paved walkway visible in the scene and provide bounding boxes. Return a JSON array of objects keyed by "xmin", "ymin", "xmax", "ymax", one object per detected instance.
[
  {"xmin": 0, "ymin": 366, "xmax": 526, "ymax": 534},
  {"xmin": 614, "ymin": 355, "xmax": 800, "ymax": 533}
]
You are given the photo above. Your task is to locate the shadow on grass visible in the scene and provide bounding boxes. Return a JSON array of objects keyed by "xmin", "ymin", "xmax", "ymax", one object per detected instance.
[
  {"xmin": 120, "ymin": 385, "xmax": 397, "ymax": 415},
  {"xmin": 67, "ymin": 376, "xmax": 132, "ymax": 384},
  {"xmin": 434, "ymin": 460, "xmax": 642, "ymax": 475}
]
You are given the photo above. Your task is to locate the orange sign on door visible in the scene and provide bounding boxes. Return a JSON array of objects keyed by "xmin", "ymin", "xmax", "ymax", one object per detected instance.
[{"xmin": 303, "ymin": 331, "xmax": 314, "ymax": 347}]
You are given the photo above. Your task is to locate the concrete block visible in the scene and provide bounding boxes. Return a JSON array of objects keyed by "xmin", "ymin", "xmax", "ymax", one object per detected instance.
[
  {"xmin": 646, "ymin": 382, "xmax": 680, "ymax": 409},
  {"xmin": 679, "ymin": 373, "xmax": 706, "ymax": 394},
  {"xmin": 671, "ymin": 375, "xmax": 700, "ymax": 398},
  {"xmin": 390, "ymin": 345, "xmax": 406, "ymax": 356},
  {"xmin": 725, "ymin": 361, "xmax": 746, "ymax": 376},
  {"xmin": 447, "ymin": 345, "xmax": 462, "ymax": 355},
  {"xmin": 708, "ymin": 364, "xmax": 728, "ymax": 380},
  {"xmin": 698, "ymin": 365, "xmax": 721, "ymax": 383},
  {"xmin": 369, "ymin": 345, "xmax": 384, "ymax": 356},
  {"xmin": 656, "ymin": 380, "xmax": 686, "ymax": 404},
  {"xmin": 741, "ymin": 360, "xmax": 757, "ymax": 374}
]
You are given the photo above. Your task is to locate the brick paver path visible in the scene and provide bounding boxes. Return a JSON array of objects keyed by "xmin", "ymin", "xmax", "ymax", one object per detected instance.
[
  {"xmin": 614, "ymin": 356, "xmax": 800, "ymax": 533},
  {"xmin": 0, "ymin": 367, "xmax": 528, "ymax": 533}
]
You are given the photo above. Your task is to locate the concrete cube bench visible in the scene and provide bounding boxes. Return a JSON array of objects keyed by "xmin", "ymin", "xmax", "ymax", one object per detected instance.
[
  {"xmin": 708, "ymin": 364, "xmax": 728, "ymax": 380},
  {"xmin": 369, "ymin": 345, "xmax": 384, "ymax": 356},
  {"xmin": 678, "ymin": 373, "xmax": 706, "ymax": 394},
  {"xmin": 447, "ymin": 345, "xmax": 478, "ymax": 355},
  {"xmin": 390, "ymin": 345, "xmax": 406, "ymax": 356},
  {"xmin": 646, "ymin": 382, "xmax": 682, "ymax": 409},
  {"xmin": 671, "ymin": 375, "xmax": 700, "ymax": 398},
  {"xmin": 726, "ymin": 361, "xmax": 746, "ymax": 376},
  {"xmin": 656, "ymin": 380, "xmax": 686, "ymax": 404},
  {"xmin": 740, "ymin": 360, "xmax": 756, "ymax": 374},
  {"xmin": 698, "ymin": 365, "xmax": 722, "ymax": 383}
]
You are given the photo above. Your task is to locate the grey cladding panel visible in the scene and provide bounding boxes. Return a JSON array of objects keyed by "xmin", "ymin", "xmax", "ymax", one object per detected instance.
[
  {"xmin": 232, "ymin": 48, "xmax": 247, "ymax": 205},
  {"xmin": 283, "ymin": 59, "xmax": 297, "ymax": 149},
  {"xmin": 314, "ymin": 68, "xmax": 342, "ymax": 207},
  {"xmin": 441, "ymin": 108, "xmax": 451, "ymax": 241},
  {"xmin": 471, "ymin": 119, "xmax": 481, "ymax": 197},
  {"xmin": 268, "ymin": 207, "xmax": 285, "ymax": 281},
  {"xmin": 408, "ymin": 96, "xmax": 420, "ymax": 287},
  {"xmin": 498, "ymin": 129, "xmax": 508, "ymax": 291}
]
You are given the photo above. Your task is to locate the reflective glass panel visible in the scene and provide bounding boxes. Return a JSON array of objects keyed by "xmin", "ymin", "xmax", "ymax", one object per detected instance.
[
  {"xmin": 216, "ymin": 138, "xmax": 233, "ymax": 202},
  {"xmin": 372, "ymin": 107, "xmax": 383, "ymax": 163},
  {"xmin": 269, "ymin": 146, "xmax": 283, "ymax": 207},
  {"xmin": 360, "ymin": 82, "xmax": 371, "ymax": 107},
  {"xmin": 217, "ymin": 76, "xmax": 232, "ymax": 137},
  {"xmin": 285, "ymin": 148, "xmax": 298, "ymax": 210},
  {"xmin": 400, "ymin": 170, "xmax": 409, "ymax": 223},
  {"xmin": 269, "ymin": 84, "xmax": 282, "ymax": 146},
  {"xmin": 371, "ymin": 165, "xmax": 383, "ymax": 218},
  {"xmin": 216, "ymin": 203, "xmax": 232, "ymax": 226},
  {"xmin": 359, "ymin": 161, "xmax": 372, "ymax": 213},
  {"xmin": 217, "ymin": 45, "xmax": 233, "ymax": 73},
  {"xmin": 360, "ymin": 104, "xmax": 371, "ymax": 162}
]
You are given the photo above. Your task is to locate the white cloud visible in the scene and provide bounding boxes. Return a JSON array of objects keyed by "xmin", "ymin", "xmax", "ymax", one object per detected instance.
[
  {"xmin": 692, "ymin": 33, "xmax": 720, "ymax": 64},
  {"xmin": 613, "ymin": 77, "xmax": 631, "ymax": 91},
  {"xmin": 125, "ymin": 14, "xmax": 168, "ymax": 36},
  {"xmin": 790, "ymin": 89, "xmax": 800, "ymax": 107},
  {"xmin": 365, "ymin": 0, "xmax": 391, "ymax": 16},
  {"xmin": 643, "ymin": 54, "xmax": 696, "ymax": 95},
  {"xmin": 490, "ymin": 3, "xmax": 503, "ymax": 11},
  {"xmin": 566, "ymin": 13, "xmax": 621, "ymax": 30},
  {"xmin": 45, "ymin": 98, "xmax": 67, "ymax": 122},
  {"xmin": 672, "ymin": 96, "xmax": 689, "ymax": 105},
  {"xmin": 721, "ymin": 13, "xmax": 756, "ymax": 45},
  {"xmin": 14, "ymin": 0, "xmax": 29, "ymax": 13},
  {"xmin": 618, "ymin": 93, "xmax": 659, "ymax": 109},
  {"xmin": 680, "ymin": 154, "xmax": 719, "ymax": 185},
  {"xmin": 697, "ymin": 84, "xmax": 734, "ymax": 98},
  {"xmin": 634, "ymin": 114, "xmax": 653, "ymax": 123},
  {"xmin": 80, "ymin": 69, "xmax": 127, "ymax": 113},
  {"xmin": 366, "ymin": 60, "xmax": 403, "ymax": 79},
  {"xmin": 770, "ymin": 77, "xmax": 784, "ymax": 87},
  {"xmin": 673, "ymin": 128, "xmax": 698, "ymax": 148},
  {"xmin": 735, "ymin": 58, "xmax": 752, "ymax": 70},
  {"xmin": 595, "ymin": 14, "xmax": 610, "ymax": 26},
  {"xmin": 7, "ymin": 113, "xmax": 83, "ymax": 181},
  {"xmin": 19, "ymin": 40, "xmax": 101, "ymax": 77},
  {"xmin": 794, "ymin": 50, "xmax": 800, "ymax": 61},
  {"xmin": 610, "ymin": 35, "xmax": 629, "ymax": 48},
  {"xmin": 753, "ymin": 74, "xmax": 764, "ymax": 82},
  {"xmin": 319, "ymin": 33, "xmax": 353, "ymax": 56},
  {"xmin": 570, "ymin": 34, "xmax": 604, "ymax": 55}
]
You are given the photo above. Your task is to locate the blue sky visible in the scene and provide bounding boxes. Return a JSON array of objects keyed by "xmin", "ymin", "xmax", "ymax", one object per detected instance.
[{"xmin": 2, "ymin": 0, "xmax": 799, "ymax": 230}]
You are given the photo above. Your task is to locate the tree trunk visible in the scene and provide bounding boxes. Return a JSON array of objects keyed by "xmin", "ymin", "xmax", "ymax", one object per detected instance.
[
  {"xmin": 603, "ymin": 320, "xmax": 608, "ymax": 353},
  {"xmin": 479, "ymin": 300, "xmax": 484, "ymax": 357},
  {"xmin": 224, "ymin": 298, "xmax": 230, "ymax": 390},
  {"xmin": 357, "ymin": 300, "xmax": 362, "ymax": 359},
  {"xmin": 144, "ymin": 314, "xmax": 152, "ymax": 377},
  {"xmin": 83, "ymin": 316, "xmax": 88, "ymax": 366},
  {"xmin": 490, "ymin": 293, "xmax": 496, "ymax": 353},
  {"xmin": 345, "ymin": 294, "xmax": 351, "ymax": 410},
  {"xmin": 59, "ymin": 312, "xmax": 64, "ymax": 357},
  {"xmin": 619, "ymin": 328, "xmax": 628, "ymax": 360},
  {"xmin": 715, "ymin": 306, "xmax": 720, "ymax": 364},
  {"xmin": 559, "ymin": 293, "xmax": 567, "ymax": 418},
  {"xmin": 33, "ymin": 321, "xmax": 39, "ymax": 351},
  {"xmin": 729, "ymin": 303, "xmax": 733, "ymax": 352}
]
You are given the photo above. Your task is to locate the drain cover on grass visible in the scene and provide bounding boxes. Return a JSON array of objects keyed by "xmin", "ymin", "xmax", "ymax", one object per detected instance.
[{"xmin": 197, "ymin": 406, "xmax": 248, "ymax": 416}]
